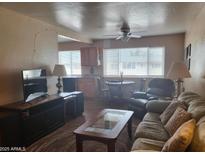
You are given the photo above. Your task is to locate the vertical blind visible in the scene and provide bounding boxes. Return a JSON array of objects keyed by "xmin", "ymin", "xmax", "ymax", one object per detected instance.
[
  {"xmin": 58, "ymin": 51, "xmax": 81, "ymax": 75},
  {"xmin": 103, "ymin": 47, "xmax": 165, "ymax": 77}
]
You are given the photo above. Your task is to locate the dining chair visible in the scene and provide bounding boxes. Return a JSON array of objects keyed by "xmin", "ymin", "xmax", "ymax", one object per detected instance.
[{"xmin": 106, "ymin": 80, "xmax": 123, "ymax": 101}]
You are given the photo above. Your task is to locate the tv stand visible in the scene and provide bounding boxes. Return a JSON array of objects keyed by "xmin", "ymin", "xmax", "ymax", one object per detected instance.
[
  {"xmin": 0, "ymin": 95, "xmax": 65, "ymax": 147},
  {"xmin": 0, "ymin": 92, "xmax": 84, "ymax": 147}
]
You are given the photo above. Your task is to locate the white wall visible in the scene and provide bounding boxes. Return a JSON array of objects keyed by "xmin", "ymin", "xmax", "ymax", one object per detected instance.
[
  {"xmin": 0, "ymin": 7, "xmax": 58, "ymax": 105},
  {"xmin": 184, "ymin": 5, "xmax": 205, "ymax": 97}
]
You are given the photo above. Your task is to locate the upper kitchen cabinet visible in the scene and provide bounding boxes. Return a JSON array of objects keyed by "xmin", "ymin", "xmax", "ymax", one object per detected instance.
[{"xmin": 80, "ymin": 47, "xmax": 100, "ymax": 66}]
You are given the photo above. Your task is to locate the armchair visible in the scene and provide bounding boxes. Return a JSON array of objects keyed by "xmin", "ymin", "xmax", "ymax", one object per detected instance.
[{"xmin": 128, "ymin": 78, "xmax": 175, "ymax": 118}]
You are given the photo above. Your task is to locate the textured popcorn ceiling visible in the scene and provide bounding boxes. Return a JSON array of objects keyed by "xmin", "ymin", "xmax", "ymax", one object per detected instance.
[{"xmin": 1, "ymin": 2, "xmax": 204, "ymax": 41}]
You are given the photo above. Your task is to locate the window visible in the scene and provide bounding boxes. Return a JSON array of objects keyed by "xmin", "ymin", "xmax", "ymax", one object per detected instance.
[
  {"xmin": 58, "ymin": 50, "xmax": 81, "ymax": 75},
  {"xmin": 103, "ymin": 47, "xmax": 165, "ymax": 77}
]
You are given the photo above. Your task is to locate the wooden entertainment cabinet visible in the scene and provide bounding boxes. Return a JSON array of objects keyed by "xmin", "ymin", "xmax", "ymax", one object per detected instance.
[{"xmin": 0, "ymin": 92, "xmax": 84, "ymax": 147}]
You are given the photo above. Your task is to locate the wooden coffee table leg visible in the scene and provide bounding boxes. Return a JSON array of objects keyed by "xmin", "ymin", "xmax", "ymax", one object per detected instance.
[
  {"xmin": 107, "ymin": 141, "xmax": 115, "ymax": 152},
  {"xmin": 127, "ymin": 117, "xmax": 132, "ymax": 139},
  {"xmin": 76, "ymin": 135, "xmax": 83, "ymax": 152}
]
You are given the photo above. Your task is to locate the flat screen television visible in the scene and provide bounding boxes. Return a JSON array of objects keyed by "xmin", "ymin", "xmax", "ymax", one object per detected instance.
[{"xmin": 22, "ymin": 69, "xmax": 48, "ymax": 102}]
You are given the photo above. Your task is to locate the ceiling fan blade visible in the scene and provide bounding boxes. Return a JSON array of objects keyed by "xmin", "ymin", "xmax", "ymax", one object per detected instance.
[
  {"xmin": 131, "ymin": 30, "xmax": 146, "ymax": 33},
  {"xmin": 116, "ymin": 35, "xmax": 123, "ymax": 40},
  {"xmin": 130, "ymin": 34, "xmax": 142, "ymax": 38},
  {"xmin": 103, "ymin": 34, "xmax": 118, "ymax": 37}
]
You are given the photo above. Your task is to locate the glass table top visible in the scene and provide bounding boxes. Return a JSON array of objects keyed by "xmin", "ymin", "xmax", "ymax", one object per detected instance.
[{"xmin": 85, "ymin": 110, "xmax": 126, "ymax": 133}]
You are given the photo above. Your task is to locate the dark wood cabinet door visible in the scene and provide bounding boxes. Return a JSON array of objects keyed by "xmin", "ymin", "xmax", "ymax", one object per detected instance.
[
  {"xmin": 21, "ymin": 112, "xmax": 45, "ymax": 146},
  {"xmin": 0, "ymin": 112, "xmax": 21, "ymax": 147},
  {"xmin": 45, "ymin": 104, "xmax": 64, "ymax": 129},
  {"xmin": 64, "ymin": 97, "xmax": 77, "ymax": 118},
  {"xmin": 63, "ymin": 78, "xmax": 76, "ymax": 92},
  {"xmin": 76, "ymin": 93, "xmax": 84, "ymax": 116}
]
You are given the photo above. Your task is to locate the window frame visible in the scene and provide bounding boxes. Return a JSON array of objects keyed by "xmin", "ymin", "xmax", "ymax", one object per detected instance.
[
  {"xmin": 58, "ymin": 50, "xmax": 82, "ymax": 76},
  {"xmin": 103, "ymin": 47, "xmax": 165, "ymax": 78}
]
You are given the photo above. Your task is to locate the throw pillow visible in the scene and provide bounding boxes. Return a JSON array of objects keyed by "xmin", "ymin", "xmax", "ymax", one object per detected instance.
[
  {"xmin": 162, "ymin": 119, "xmax": 196, "ymax": 152},
  {"xmin": 160, "ymin": 100, "xmax": 186, "ymax": 125},
  {"xmin": 165, "ymin": 107, "xmax": 191, "ymax": 136}
]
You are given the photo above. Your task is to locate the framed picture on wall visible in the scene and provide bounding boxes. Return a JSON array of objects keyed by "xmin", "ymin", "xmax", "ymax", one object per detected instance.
[
  {"xmin": 186, "ymin": 47, "xmax": 189, "ymax": 59},
  {"xmin": 185, "ymin": 44, "xmax": 191, "ymax": 70},
  {"xmin": 188, "ymin": 44, "xmax": 191, "ymax": 56}
]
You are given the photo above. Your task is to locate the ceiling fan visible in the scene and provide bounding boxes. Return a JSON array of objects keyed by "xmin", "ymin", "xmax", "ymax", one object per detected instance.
[{"xmin": 104, "ymin": 22, "xmax": 143, "ymax": 41}]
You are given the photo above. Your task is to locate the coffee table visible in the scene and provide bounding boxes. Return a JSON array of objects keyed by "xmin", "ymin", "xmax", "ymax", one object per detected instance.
[{"xmin": 73, "ymin": 109, "xmax": 134, "ymax": 152}]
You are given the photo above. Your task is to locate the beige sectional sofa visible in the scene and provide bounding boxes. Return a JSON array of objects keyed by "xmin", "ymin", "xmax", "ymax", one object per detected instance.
[{"xmin": 131, "ymin": 91, "xmax": 205, "ymax": 152}]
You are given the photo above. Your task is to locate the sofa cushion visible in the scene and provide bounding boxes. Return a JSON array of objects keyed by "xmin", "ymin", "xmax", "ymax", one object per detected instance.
[
  {"xmin": 189, "ymin": 116, "xmax": 205, "ymax": 151},
  {"xmin": 178, "ymin": 91, "xmax": 200, "ymax": 106},
  {"xmin": 160, "ymin": 100, "xmax": 186, "ymax": 125},
  {"xmin": 165, "ymin": 107, "xmax": 192, "ymax": 136},
  {"xmin": 132, "ymin": 138, "xmax": 165, "ymax": 151},
  {"xmin": 162, "ymin": 119, "xmax": 196, "ymax": 152},
  {"xmin": 135, "ymin": 121, "xmax": 170, "ymax": 141},
  {"xmin": 143, "ymin": 112, "xmax": 161, "ymax": 123},
  {"xmin": 188, "ymin": 99, "xmax": 205, "ymax": 121},
  {"xmin": 146, "ymin": 100, "xmax": 171, "ymax": 114}
]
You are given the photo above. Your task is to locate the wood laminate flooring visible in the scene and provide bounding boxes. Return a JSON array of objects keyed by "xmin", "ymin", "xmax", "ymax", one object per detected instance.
[{"xmin": 27, "ymin": 99, "xmax": 140, "ymax": 152}]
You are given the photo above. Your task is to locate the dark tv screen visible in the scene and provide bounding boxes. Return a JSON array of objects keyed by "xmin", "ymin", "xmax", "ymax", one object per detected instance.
[{"xmin": 22, "ymin": 69, "xmax": 47, "ymax": 102}]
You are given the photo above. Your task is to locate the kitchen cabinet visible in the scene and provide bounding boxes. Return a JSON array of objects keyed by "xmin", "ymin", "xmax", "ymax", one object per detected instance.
[{"xmin": 80, "ymin": 47, "xmax": 100, "ymax": 66}]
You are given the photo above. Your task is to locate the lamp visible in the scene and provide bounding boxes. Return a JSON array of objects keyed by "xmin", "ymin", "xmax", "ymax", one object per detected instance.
[
  {"xmin": 167, "ymin": 62, "xmax": 191, "ymax": 97},
  {"xmin": 52, "ymin": 64, "xmax": 67, "ymax": 93}
]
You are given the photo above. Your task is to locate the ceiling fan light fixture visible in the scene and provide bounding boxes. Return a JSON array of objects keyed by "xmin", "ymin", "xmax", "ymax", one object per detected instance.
[{"xmin": 105, "ymin": 21, "xmax": 143, "ymax": 42}]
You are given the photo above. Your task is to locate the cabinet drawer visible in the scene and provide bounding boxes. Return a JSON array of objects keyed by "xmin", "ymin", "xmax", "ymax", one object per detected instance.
[{"xmin": 28, "ymin": 98, "xmax": 64, "ymax": 115}]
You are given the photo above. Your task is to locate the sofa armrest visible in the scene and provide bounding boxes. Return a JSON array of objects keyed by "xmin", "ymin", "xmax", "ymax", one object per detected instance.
[
  {"xmin": 132, "ymin": 91, "xmax": 148, "ymax": 99},
  {"xmin": 146, "ymin": 100, "xmax": 171, "ymax": 114}
]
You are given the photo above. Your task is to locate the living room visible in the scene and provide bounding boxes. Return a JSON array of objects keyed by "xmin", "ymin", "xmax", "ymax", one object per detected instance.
[{"xmin": 0, "ymin": 1, "xmax": 205, "ymax": 152}]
